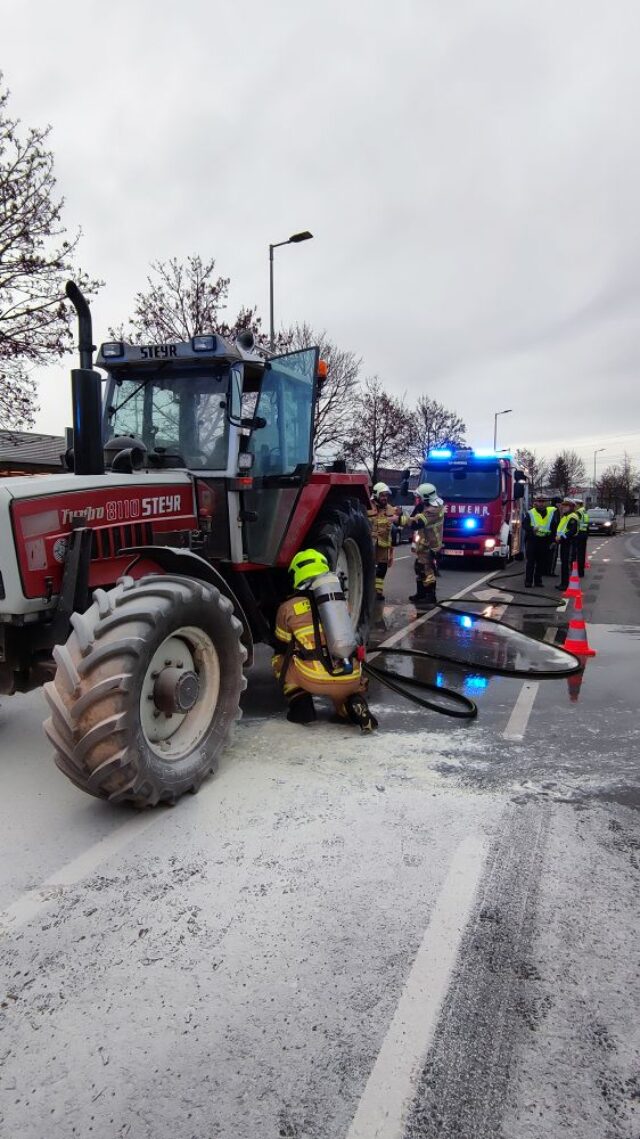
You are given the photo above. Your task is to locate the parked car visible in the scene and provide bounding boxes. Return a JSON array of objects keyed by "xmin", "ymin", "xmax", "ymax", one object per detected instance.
[{"xmin": 588, "ymin": 508, "xmax": 617, "ymax": 535}]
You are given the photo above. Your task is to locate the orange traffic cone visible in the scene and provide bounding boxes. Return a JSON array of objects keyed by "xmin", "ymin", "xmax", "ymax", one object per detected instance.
[
  {"xmin": 564, "ymin": 598, "xmax": 596, "ymax": 657},
  {"xmin": 563, "ymin": 561, "xmax": 581, "ymax": 599}
]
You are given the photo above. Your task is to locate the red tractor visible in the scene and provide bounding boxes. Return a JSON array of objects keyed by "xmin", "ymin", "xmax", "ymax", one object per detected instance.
[{"xmin": 1, "ymin": 284, "xmax": 374, "ymax": 806}]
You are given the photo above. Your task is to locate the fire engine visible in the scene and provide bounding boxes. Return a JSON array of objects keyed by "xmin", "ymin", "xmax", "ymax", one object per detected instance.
[
  {"xmin": 420, "ymin": 447, "xmax": 529, "ymax": 563},
  {"xmin": 0, "ymin": 284, "xmax": 375, "ymax": 807}
]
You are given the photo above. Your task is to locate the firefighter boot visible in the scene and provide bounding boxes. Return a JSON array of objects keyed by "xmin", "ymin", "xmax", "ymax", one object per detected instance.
[
  {"xmin": 286, "ymin": 691, "xmax": 317, "ymax": 724},
  {"xmin": 416, "ymin": 585, "xmax": 437, "ymax": 609},
  {"xmin": 344, "ymin": 693, "xmax": 379, "ymax": 733},
  {"xmin": 409, "ymin": 581, "xmax": 427, "ymax": 603}
]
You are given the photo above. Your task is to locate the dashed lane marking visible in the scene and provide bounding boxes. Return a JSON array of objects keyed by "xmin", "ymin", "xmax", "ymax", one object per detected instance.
[
  {"xmin": 0, "ymin": 812, "xmax": 159, "ymax": 935},
  {"xmin": 344, "ymin": 834, "xmax": 488, "ymax": 1139},
  {"xmin": 501, "ymin": 627, "xmax": 556, "ymax": 741}
]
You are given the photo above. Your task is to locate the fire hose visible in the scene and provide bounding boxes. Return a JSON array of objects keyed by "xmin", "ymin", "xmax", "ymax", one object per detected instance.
[{"xmin": 364, "ymin": 568, "xmax": 583, "ymax": 720}]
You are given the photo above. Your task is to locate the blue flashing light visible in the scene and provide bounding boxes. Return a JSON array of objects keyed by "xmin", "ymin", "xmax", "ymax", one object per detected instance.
[
  {"xmin": 435, "ymin": 672, "xmax": 445, "ymax": 688},
  {"xmin": 463, "ymin": 517, "xmax": 478, "ymax": 530},
  {"xmin": 458, "ymin": 615, "xmax": 474, "ymax": 629},
  {"xmin": 428, "ymin": 448, "xmax": 452, "ymax": 459},
  {"xmin": 472, "ymin": 447, "xmax": 511, "ymax": 459},
  {"xmin": 464, "ymin": 675, "xmax": 489, "ymax": 691}
]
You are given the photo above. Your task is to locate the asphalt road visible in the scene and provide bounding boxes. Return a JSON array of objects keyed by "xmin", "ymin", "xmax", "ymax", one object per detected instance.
[{"xmin": 1, "ymin": 526, "xmax": 639, "ymax": 1139}]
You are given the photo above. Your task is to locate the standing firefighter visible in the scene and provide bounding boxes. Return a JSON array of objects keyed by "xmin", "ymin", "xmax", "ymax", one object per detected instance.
[
  {"xmin": 407, "ymin": 482, "xmax": 445, "ymax": 607},
  {"xmin": 272, "ymin": 550, "xmax": 378, "ymax": 731},
  {"xmin": 368, "ymin": 482, "xmax": 397, "ymax": 600}
]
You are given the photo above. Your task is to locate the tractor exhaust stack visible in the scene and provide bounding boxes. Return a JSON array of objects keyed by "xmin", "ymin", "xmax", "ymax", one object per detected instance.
[{"xmin": 66, "ymin": 281, "xmax": 105, "ymax": 476}]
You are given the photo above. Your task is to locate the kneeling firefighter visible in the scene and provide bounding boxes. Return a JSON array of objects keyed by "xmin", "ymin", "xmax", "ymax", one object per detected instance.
[
  {"xmin": 272, "ymin": 549, "xmax": 378, "ymax": 732},
  {"xmin": 406, "ymin": 482, "xmax": 445, "ymax": 607}
]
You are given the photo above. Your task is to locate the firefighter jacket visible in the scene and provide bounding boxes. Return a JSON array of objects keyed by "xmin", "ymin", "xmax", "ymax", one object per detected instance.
[
  {"xmin": 556, "ymin": 512, "xmax": 579, "ymax": 540},
  {"xmin": 411, "ymin": 501, "xmax": 445, "ymax": 553},
  {"xmin": 367, "ymin": 503, "xmax": 397, "ymax": 550},
  {"xmin": 272, "ymin": 594, "xmax": 364, "ymax": 700},
  {"xmin": 523, "ymin": 506, "xmax": 556, "ymax": 538}
]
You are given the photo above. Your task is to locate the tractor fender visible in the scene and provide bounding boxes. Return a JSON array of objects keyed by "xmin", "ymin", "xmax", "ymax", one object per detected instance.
[{"xmin": 119, "ymin": 545, "xmax": 253, "ymax": 667}]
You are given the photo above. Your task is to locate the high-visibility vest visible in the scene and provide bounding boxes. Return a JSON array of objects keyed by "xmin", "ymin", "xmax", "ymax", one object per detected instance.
[
  {"xmin": 556, "ymin": 511, "xmax": 579, "ymax": 538},
  {"xmin": 528, "ymin": 507, "xmax": 554, "ymax": 536},
  {"xmin": 577, "ymin": 507, "xmax": 589, "ymax": 532}
]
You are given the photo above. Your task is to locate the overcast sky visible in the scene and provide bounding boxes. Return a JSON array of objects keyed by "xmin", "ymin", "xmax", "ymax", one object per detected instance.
[{"xmin": 4, "ymin": 0, "xmax": 640, "ymax": 475}]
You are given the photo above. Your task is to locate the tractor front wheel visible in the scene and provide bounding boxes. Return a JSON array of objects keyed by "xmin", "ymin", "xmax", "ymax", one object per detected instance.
[{"xmin": 44, "ymin": 575, "xmax": 247, "ymax": 807}]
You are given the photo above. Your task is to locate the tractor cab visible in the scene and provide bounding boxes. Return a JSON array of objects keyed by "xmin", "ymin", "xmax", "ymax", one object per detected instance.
[
  {"xmin": 98, "ymin": 335, "xmax": 319, "ymax": 481},
  {"xmin": 96, "ymin": 335, "xmax": 320, "ymax": 565}
]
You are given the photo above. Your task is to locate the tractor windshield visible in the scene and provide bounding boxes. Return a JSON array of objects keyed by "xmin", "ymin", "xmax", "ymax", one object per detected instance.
[{"xmin": 106, "ymin": 364, "xmax": 233, "ymax": 469}]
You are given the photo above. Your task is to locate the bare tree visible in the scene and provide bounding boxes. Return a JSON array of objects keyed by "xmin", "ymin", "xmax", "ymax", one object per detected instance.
[
  {"xmin": 597, "ymin": 454, "xmax": 638, "ymax": 512},
  {"xmin": 0, "ymin": 74, "xmax": 101, "ymax": 429},
  {"xmin": 548, "ymin": 449, "xmax": 586, "ymax": 495},
  {"xmin": 110, "ymin": 254, "xmax": 280, "ymax": 350},
  {"xmin": 407, "ymin": 396, "xmax": 466, "ymax": 466},
  {"xmin": 286, "ymin": 322, "xmax": 361, "ymax": 459},
  {"xmin": 341, "ymin": 376, "xmax": 412, "ymax": 482},
  {"xmin": 514, "ymin": 448, "xmax": 549, "ymax": 492}
]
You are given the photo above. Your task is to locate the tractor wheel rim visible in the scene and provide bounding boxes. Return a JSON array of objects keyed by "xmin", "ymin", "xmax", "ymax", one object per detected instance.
[
  {"xmin": 139, "ymin": 627, "xmax": 220, "ymax": 760},
  {"xmin": 336, "ymin": 537, "xmax": 364, "ymax": 625}
]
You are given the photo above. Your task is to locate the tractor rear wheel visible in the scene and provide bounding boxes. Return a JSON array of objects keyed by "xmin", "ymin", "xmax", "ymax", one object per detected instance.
[
  {"xmin": 44, "ymin": 575, "xmax": 247, "ymax": 807},
  {"xmin": 306, "ymin": 498, "xmax": 375, "ymax": 642}
]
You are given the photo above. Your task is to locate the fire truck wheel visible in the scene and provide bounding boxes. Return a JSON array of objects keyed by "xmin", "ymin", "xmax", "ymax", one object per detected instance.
[
  {"xmin": 306, "ymin": 498, "xmax": 375, "ymax": 642},
  {"xmin": 43, "ymin": 575, "xmax": 247, "ymax": 808}
]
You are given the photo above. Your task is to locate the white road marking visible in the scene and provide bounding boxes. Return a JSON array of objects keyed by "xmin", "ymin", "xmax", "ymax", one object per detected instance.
[
  {"xmin": 345, "ymin": 834, "xmax": 488, "ymax": 1139},
  {"xmin": 502, "ymin": 681, "xmax": 539, "ymax": 741},
  {"xmin": 0, "ymin": 812, "xmax": 159, "ymax": 935},
  {"xmin": 370, "ymin": 569, "xmax": 499, "ymax": 658}
]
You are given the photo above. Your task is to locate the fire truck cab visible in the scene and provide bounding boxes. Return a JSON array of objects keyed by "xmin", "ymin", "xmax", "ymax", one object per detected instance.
[{"xmin": 420, "ymin": 447, "xmax": 529, "ymax": 563}]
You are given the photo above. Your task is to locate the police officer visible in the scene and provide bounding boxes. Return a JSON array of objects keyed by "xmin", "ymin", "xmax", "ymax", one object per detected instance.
[
  {"xmin": 406, "ymin": 482, "xmax": 445, "ymax": 607},
  {"xmin": 574, "ymin": 498, "xmax": 589, "ymax": 577},
  {"xmin": 368, "ymin": 482, "xmax": 397, "ymax": 601},
  {"xmin": 544, "ymin": 496, "xmax": 563, "ymax": 575},
  {"xmin": 272, "ymin": 549, "xmax": 377, "ymax": 731},
  {"xmin": 554, "ymin": 499, "xmax": 580, "ymax": 591},
  {"xmin": 522, "ymin": 493, "xmax": 556, "ymax": 587}
]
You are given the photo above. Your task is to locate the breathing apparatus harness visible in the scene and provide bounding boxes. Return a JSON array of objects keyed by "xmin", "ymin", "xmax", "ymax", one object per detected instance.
[
  {"xmin": 277, "ymin": 570, "xmax": 361, "ymax": 692},
  {"xmin": 362, "ymin": 567, "xmax": 583, "ymax": 720}
]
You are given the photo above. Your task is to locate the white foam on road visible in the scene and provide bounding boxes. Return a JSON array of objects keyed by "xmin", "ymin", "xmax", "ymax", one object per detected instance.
[
  {"xmin": 345, "ymin": 833, "xmax": 488, "ymax": 1139},
  {"xmin": 0, "ymin": 811, "xmax": 158, "ymax": 934}
]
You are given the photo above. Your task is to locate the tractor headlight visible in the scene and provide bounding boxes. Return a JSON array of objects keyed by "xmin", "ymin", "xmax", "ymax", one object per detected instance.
[
  {"xmin": 101, "ymin": 341, "xmax": 124, "ymax": 358},
  {"xmin": 192, "ymin": 335, "xmax": 217, "ymax": 352}
]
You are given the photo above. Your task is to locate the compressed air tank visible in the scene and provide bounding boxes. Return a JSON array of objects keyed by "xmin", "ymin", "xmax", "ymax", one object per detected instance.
[{"xmin": 309, "ymin": 571, "xmax": 357, "ymax": 661}]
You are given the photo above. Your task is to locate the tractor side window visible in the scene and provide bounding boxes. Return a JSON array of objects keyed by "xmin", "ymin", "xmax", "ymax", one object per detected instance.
[{"xmin": 246, "ymin": 348, "xmax": 317, "ymax": 477}]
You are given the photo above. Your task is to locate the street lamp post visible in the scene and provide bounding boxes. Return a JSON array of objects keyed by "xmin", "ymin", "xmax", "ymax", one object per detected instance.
[
  {"xmin": 493, "ymin": 408, "xmax": 513, "ymax": 450},
  {"xmin": 269, "ymin": 230, "xmax": 313, "ymax": 350},
  {"xmin": 593, "ymin": 448, "xmax": 605, "ymax": 503}
]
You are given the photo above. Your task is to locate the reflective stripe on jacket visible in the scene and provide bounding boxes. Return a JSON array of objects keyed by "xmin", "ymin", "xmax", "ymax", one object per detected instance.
[
  {"xmin": 527, "ymin": 507, "xmax": 555, "ymax": 536},
  {"xmin": 367, "ymin": 503, "xmax": 396, "ymax": 549},
  {"xmin": 577, "ymin": 507, "xmax": 589, "ymax": 532},
  {"xmin": 557, "ymin": 511, "xmax": 579, "ymax": 538},
  {"xmin": 412, "ymin": 503, "xmax": 445, "ymax": 552}
]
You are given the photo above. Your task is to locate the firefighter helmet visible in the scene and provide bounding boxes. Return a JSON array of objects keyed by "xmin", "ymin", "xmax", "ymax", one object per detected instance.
[
  {"xmin": 289, "ymin": 549, "xmax": 330, "ymax": 590},
  {"xmin": 415, "ymin": 482, "xmax": 437, "ymax": 500},
  {"xmin": 372, "ymin": 481, "xmax": 391, "ymax": 499}
]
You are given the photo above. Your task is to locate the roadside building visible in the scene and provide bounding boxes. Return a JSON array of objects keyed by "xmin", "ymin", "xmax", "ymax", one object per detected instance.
[{"xmin": 0, "ymin": 431, "xmax": 66, "ymax": 477}]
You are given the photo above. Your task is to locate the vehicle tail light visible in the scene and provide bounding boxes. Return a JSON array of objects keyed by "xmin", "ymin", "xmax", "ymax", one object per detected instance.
[{"xmin": 196, "ymin": 481, "xmax": 215, "ymax": 529}]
